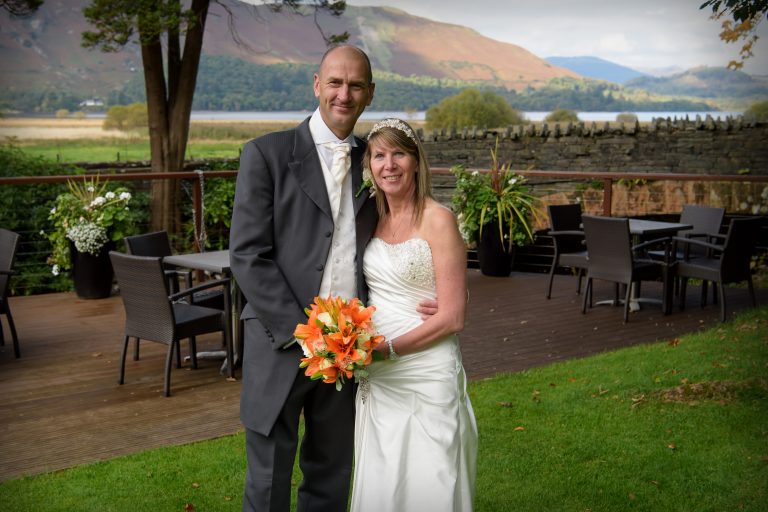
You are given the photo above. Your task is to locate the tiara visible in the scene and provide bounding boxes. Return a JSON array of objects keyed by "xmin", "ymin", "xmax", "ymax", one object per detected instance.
[{"xmin": 368, "ymin": 118, "xmax": 418, "ymax": 144}]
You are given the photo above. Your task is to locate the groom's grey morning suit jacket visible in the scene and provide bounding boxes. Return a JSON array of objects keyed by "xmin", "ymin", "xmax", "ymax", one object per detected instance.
[{"xmin": 230, "ymin": 118, "xmax": 378, "ymax": 436}]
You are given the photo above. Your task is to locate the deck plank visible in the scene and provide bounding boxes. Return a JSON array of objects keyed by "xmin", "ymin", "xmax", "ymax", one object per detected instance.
[{"xmin": 0, "ymin": 272, "xmax": 764, "ymax": 481}]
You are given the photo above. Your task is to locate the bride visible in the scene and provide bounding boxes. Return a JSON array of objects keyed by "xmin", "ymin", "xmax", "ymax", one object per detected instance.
[{"xmin": 351, "ymin": 118, "xmax": 477, "ymax": 512}]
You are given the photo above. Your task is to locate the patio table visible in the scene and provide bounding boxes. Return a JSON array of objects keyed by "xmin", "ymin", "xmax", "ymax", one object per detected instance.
[
  {"xmin": 164, "ymin": 250, "xmax": 242, "ymax": 378},
  {"xmin": 591, "ymin": 219, "xmax": 693, "ymax": 314}
]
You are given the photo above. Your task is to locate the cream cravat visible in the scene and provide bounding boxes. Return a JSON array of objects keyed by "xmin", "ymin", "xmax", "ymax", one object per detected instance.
[{"xmin": 327, "ymin": 142, "xmax": 351, "ymax": 185}]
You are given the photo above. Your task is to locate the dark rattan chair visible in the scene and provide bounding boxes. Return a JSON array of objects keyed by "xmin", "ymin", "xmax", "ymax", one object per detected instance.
[
  {"xmin": 0, "ymin": 228, "xmax": 21, "ymax": 358},
  {"xmin": 110, "ymin": 251, "xmax": 232, "ymax": 397},
  {"xmin": 581, "ymin": 216, "xmax": 671, "ymax": 323},
  {"xmin": 545, "ymin": 203, "xmax": 588, "ymax": 299},
  {"xmin": 648, "ymin": 204, "xmax": 725, "ymax": 260},
  {"xmin": 125, "ymin": 231, "xmax": 189, "ymax": 293},
  {"xmin": 674, "ymin": 216, "xmax": 764, "ymax": 322},
  {"xmin": 125, "ymin": 231, "xmax": 224, "ymax": 307},
  {"xmin": 646, "ymin": 205, "xmax": 726, "ymax": 302}
]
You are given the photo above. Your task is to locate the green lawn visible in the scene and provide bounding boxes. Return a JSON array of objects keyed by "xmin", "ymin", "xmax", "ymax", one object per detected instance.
[
  {"xmin": 1, "ymin": 306, "xmax": 766, "ymax": 512},
  {"xmin": 18, "ymin": 139, "xmax": 243, "ymax": 163}
]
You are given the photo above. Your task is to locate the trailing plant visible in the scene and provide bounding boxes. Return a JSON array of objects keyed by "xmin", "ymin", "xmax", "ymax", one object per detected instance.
[
  {"xmin": 451, "ymin": 139, "xmax": 540, "ymax": 251},
  {"xmin": 46, "ymin": 177, "xmax": 142, "ymax": 275}
]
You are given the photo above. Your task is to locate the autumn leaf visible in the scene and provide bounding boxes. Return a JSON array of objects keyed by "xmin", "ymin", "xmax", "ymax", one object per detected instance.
[
  {"xmin": 514, "ymin": 426, "xmax": 525, "ymax": 431},
  {"xmin": 184, "ymin": 504, "xmax": 195, "ymax": 512}
]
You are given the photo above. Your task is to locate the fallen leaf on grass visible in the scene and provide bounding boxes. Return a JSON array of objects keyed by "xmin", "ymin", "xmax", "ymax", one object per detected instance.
[
  {"xmin": 667, "ymin": 443, "xmax": 677, "ymax": 450},
  {"xmin": 630, "ymin": 394, "xmax": 646, "ymax": 409},
  {"xmin": 667, "ymin": 338, "xmax": 680, "ymax": 347},
  {"xmin": 514, "ymin": 426, "xmax": 525, "ymax": 431},
  {"xmin": 591, "ymin": 385, "xmax": 609, "ymax": 398},
  {"xmin": 498, "ymin": 401, "xmax": 513, "ymax": 408},
  {"xmin": 191, "ymin": 482, "xmax": 200, "ymax": 489},
  {"xmin": 184, "ymin": 504, "xmax": 195, "ymax": 512}
]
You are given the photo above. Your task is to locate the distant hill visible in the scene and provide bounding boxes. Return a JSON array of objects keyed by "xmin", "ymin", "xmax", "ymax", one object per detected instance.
[
  {"xmin": 107, "ymin": 56, "xmax": 711, "ymax": 113},
  {"xmin": 625, "ymin": 67, "xmax": 768, "ymax": 103},
  {"xmin": 546, "ymin": 56, "xmax": 647, "ymax": 84},
  {"xmin": 0, "ymin": 0, "xmax": 578, "ymax": 102},
  {"xmin": 0, "ymin": 1, "xmax": 748, "ymax": 114}
]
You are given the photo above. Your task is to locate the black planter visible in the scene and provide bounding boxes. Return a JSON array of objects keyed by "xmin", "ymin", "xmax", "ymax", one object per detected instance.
[
  {"xmin": 70, "ymin": 241, "xmax": 115, "ymax": 299},
  {"xmin": 477, "ymin": 227, "xmax": 514, "ymax": 277}
]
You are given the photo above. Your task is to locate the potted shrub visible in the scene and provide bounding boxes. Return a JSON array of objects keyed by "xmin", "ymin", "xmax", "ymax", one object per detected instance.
[
  {"xmin": 46, "ymin": 177, "xmax": 138, "ymax": 299},
  {"xmin": 451, "ymin": 139, "xmax": 539, "ymax": 276}
]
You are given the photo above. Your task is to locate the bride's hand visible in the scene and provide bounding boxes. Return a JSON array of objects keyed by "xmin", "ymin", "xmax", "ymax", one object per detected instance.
[{"xmin": 416, "ymin": 298, "xmax": 438, "ymax": 320}]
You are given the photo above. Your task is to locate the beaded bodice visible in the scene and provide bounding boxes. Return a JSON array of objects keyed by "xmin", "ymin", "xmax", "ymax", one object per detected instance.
[
  {"xmin": 377, "ymin": 238, "xmax": 435, "ymax": 289},
  {"xmin": 363, "ymin": 237, "xmax": 436, "ymax": 341}
]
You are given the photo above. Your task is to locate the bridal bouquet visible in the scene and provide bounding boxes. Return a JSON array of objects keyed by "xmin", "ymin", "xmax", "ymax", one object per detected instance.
[{"xmin": 294, "ymin": 296, "xmax": 384, "ymax": 391}]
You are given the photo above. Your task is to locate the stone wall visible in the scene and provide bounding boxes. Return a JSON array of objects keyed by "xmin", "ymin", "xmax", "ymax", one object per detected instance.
[
  {"xmin": 422, "ymin": 117, "xmax": 768, "ymax": 227},
  {"xmin": 419, "ymin": 116, "xmax": 768, "ymax": 175}
]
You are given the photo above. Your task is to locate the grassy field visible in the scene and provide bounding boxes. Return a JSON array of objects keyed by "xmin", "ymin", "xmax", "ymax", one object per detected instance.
[
  {"xmin": 0, "ymin": 306, "xmax": 765, "ymax": 512},
  {"xmin": 0, "ymin": 118, "xmax": 412, "ymax": 163}
]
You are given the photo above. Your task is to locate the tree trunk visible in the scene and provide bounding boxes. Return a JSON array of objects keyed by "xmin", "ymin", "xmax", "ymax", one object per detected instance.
[{"xmin": 139, "ymin": 0, "xmax": 210, "ymax": 236}]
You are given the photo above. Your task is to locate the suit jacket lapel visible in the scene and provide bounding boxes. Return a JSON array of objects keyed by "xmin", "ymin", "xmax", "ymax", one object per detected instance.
[
  {"xmin": 289, "ymin": 120, "xmax": 332, "ymax": 219},
  {"xmin": 351, "ymin": 139, "xmax": 370, "ymax": 216}
]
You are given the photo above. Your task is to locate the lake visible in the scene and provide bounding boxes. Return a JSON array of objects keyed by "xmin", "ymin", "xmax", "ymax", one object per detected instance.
[{"xmin": 186, "ymin": 110, "xmax": 745, "ymax": 123}]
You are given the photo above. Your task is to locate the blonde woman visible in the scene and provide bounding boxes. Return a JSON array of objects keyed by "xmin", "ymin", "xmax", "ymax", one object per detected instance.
[{"xmin": 351, "ymin": 118, "xmax": 477, "ymax": 512}]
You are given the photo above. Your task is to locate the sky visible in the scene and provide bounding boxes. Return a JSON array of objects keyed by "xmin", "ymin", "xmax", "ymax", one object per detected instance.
[{"xmin": 346, "ymin": 0, "xmax": 768, "ymax": 76}]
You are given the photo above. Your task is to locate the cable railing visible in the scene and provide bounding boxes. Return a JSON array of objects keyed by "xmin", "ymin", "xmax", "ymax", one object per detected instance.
[{"xmin": 2, "ymin": 168, "xmax": 766, "ymax": 294}]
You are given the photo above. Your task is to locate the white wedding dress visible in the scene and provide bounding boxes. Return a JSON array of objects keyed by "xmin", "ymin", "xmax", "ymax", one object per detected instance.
[{"xmin": 351, "ymin": 238, "xmax": 477, "ymax": 512}]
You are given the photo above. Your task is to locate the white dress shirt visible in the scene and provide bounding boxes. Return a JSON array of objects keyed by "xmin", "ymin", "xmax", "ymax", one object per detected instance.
[{"xmin": 308, "ymin": 109, "xmax": 358, "ymax": 301}]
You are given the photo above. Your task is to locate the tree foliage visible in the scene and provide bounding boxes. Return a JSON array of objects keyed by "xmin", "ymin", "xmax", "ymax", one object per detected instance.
[
  {"xmin": 744, "ymin": 99, "xmax": 768, "ymax": 120},
  {"xmin": 0, "ymin": 0, "xmax": 42, "ymax": 17},
  {"xmin": 426, "ymin": 89, "xmax": 524, "ymax": 130},
  {"xmin": 103, "ymin": 102, "xmax": 148, "ymax": 131},
  {"xmin": 701, "ymin": 0, "xmax": 768, "ymax": 68},
  {"xmin": 544, "ymin": 109, "xmax": 580, "ymax": 123}
]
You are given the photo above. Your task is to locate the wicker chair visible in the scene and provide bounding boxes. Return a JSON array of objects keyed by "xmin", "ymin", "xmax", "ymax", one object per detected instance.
[
  {"xmin": 0, "ymin": 228, "xmax": 20, "ymax": 358},
  {"xmin": 647, "ymin": 203, "xmax": 725, "ymax": 267},
  {"xmin": 581, "ymin": 216, "xmax": 671, "ymax": 323},
  {"xmin": 124, "ymin": 231, "xmax": 190, "ymax": 293},
  {"xmin": 674, "ymin": 216, "xmax": 764, "ymax": 322},
  {"xmin": 545, "ymin": 204, "xmax": 588, "ymax": 299},
  {"xmin": 110, "ymin": 251, "xmax": 232, "ymax": 397},
  {"xmin": 649, "ymin": 204, "xmax": 726, "ymax": 302},
  {"xmin": 124, "ymin": 231, "xmax": 226, "ymax": 361}
]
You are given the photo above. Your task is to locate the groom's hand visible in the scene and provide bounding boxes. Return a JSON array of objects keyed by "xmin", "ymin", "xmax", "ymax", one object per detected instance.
[{"xmin": 417, "ymin": 299, "xmax": 438, "ymax": 320}]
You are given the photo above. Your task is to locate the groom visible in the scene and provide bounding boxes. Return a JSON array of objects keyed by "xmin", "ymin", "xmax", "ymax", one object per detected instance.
[{"xmin": 230, "ymin": 45, "xmax": 378, "ymax": 511}]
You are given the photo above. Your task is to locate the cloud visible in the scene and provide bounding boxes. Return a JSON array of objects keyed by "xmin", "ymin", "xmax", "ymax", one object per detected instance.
[{"xmin": 598, "ymin": 33, "xmax": 635, "ymax": 54}]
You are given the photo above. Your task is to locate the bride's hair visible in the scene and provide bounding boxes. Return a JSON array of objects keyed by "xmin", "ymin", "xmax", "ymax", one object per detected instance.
[{"xmin": 363, "ymin": 118, "xmax": 433, "ymax": 224}]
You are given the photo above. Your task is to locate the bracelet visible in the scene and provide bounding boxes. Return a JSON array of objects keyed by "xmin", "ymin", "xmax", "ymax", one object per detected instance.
[{"xmin": 387, "ymin": 338, "xmax": 399, "ymax": 360}]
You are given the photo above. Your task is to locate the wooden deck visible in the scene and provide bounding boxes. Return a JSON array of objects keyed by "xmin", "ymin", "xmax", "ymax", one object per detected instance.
[{"xmin": 0, "ymin": 271, "xmax": 764, "ymax": 482}]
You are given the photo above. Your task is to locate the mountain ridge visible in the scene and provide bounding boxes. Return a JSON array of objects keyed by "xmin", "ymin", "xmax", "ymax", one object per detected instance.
[
  {"xmin": 545, "ymin": 56, "xmax": 647, "ymax": 84},
  {"xmin": 0, "ymin": 0, "xmax": 578, "ymax": 98}
]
